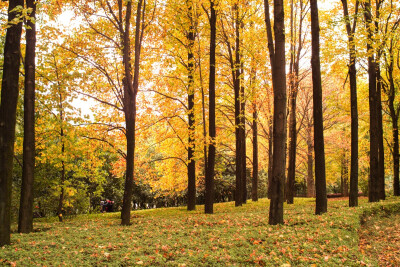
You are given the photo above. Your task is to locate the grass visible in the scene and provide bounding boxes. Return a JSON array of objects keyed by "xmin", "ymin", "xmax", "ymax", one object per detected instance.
[{"xmin": 1, "ymin": 197, "xmax": 400, "ymax": 266}]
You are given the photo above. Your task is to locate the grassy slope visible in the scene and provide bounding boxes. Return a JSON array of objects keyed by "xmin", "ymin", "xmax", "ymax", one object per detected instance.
[{"xmin": 1, "ymin": 197, "xmax": 399, "ymax": 266}]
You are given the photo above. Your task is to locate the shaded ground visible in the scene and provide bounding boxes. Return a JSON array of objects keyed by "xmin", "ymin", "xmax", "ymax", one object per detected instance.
[{"xmin": 359, "ymin": 213, "xmax": 400, "ymax": 266}]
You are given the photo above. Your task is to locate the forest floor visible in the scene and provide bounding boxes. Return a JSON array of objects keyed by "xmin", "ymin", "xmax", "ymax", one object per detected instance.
[
  {"xmin": 1, "ymin": 197, "xmax": 400, "ymax": 266},
  {"xmin": 359, "ymin": 212, "xmax": 400, "ymax": 266}
]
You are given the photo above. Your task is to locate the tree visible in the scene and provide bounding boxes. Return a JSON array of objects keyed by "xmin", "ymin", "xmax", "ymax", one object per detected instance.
[
  {"xmin": 204, "ymin": 0, "xmax": 217, "ymax": 214},
  {"xmin": 18, "ymin": 0, "xmax": 37, "ymax": 233},
  {"xmin": 364, "ymin": 0, "xmax": 380, "ymax": 202},
  {"xmin": 264, "ymin": 0, "xmax": 287, "ymax": 225},
  {"xmin": 186, "ymin": 0, "xmax": 197, "ymax": 211},
  {"xmin": 341, "ymin": 0, "xmax": 359, "ymax": 207},
  {"xmin": 286, "ymin": 0, "xmax": 306, "ymax": 204},
  {"xmin": 0, "ymin": 0, "xmax": 24, "ymax": 246},
  {"xmin": 381, "ymin": 2, "xmax": 400, "ymax": 197},
  {"xmin": 310, "ymin": 0, "xmax": 327, "ymax": 215},
  {"xmin": 120, "ymin": 0, "xmax": 145, "ymax": 225}
]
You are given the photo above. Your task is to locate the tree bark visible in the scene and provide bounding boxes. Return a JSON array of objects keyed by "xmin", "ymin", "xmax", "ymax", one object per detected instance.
[
  {"xmin": 375, "ymin": 1, "xmax": 385, "ymax": 201},
  {"xmin": 18, "ymin": 0, "xmax": 37, "ymax": 234},
  {"xmin": 364, "ymin": 0, "xmax": 379, "ymax": 203},
  {"xmin": 306, "ymin": 134, "xmax": 315, "ymax": 197},
  {"xmin": 240, "ymin": 61, "xmax": 246, "ymax": 204},
  {"xmin": 0, "ymin": 0, "xmax": 24, "ymax": 247},
  {"xmin": 234, "ymin": 2, "xmax": 243, "ymax": 207},
  {"xmin": 187, "ymin": 0, "xmax": 196, "ymax": 211},
  {"xmin": 57, "ymin": 92, "xmax": 65, "ymax": 223},
  {"xmin": 264, "ymin": 0, "xmax": 287, "ymax": 225},
  {"xmin": 310, "ymin": 0, "xmax": 327, "ymax": 215},
  {"xmin": 376, "ymin": 63, "xmax": 385, "ymax": 200},
  {"xmin": 341, "ymin": 0, "xmax": 359, "ymax": 207},
  {"xmin": 251, "ymin": 66, "xmax": 258, "ymax": 202},
  {"xmin": 267, "ymin": 115, "xmax": 273, "ymax": 199},
  {"xmin": 286, "ymin": 0, "xmax": 303, "ymax": 204},
  {"xmin": 121, "ymin": 0, "xmax": 143, "ymax": 225},
  {"xmin": 386, "ymin": 40, "xmax": 399, "ymax": 196},
  {"xmin": 205, "ymin": 0, "xmax": 217, "ymax": 214},
  {"xmin": 341, "ymin": 152, "xmax": 349, "ymax": 197}
]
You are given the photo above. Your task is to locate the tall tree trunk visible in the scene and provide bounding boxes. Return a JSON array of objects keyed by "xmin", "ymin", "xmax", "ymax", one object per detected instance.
[
  {"xmin": 267, "ymin": 115, "xmax": 273, "ymax": 199},
  {"xmin": 376, "ymin": 64, "xmax": 385, "ymax": 200},
  {"xmin": 57, "ymin": 154, "xmax": 65, "ymax": 223},
  {"xmin": 205, "ymin": 0, "xmax": 217, "ymax": 214},
  {"xmin": 234, "ymin": 2, "xmax": 243, "ymax": 207},
  {"xmin": 265, "ymin": 0, "xmax": 287, "ymax": 225},
  {"xmin": 375, "ymin": 1, "xmax": 385, "ymax": 201},
  {"xmin": 341, "ymin": 0, "xmax": 359, "ymax": 207},
  {"xmin": 0, "ymin": 0, "xmax": 24, "ymax": 247},
  {"xmin": 364, "ymin": 0, "xmax": 379, "ymax": 202},
  {"xmin": 251, "ymin": 66, "xmax": 258, "ymax": 202},
  {"xmin": 386, "ymin": 40, "xmax": 399, "ymax": 196},
  {"xmin": 341, "ymin": 152, "xmax": 349, "ymax": 196},
  {"xmin": 57, "ymin": 92, "xmax": 65, "ymax": 223},
  {"xmin": 187, "ymin": 0, "xmax": 196, "ymax": 211},
  {"xmin": 286, "ymin": 0, "xmax": 296, "ymax": 205},
  {"xmin": 18, "ymin": 0, "xmax": 37, "ymax": 234},
  {"xmin": 197, "ymin": 27, "xmax": 208, "ymax": 178},
  {"xmin": 121, "ymin": 0, "xmax": 143, "ymax": 225},
  {"xmin": 240, "ymin": 61, "xmax": 246, "ymax": 204},
  {"xmin": 310, "ymin": 0, "xmax": 327, "ymax": 215},
  {"xmin": 306, "ymin": 133, "xmax": 315, "ymax": 197}
]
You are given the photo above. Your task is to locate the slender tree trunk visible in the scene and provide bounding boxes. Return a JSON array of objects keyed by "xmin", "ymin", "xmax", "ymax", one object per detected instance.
[
  {"xmin": 306, "ymin": 130, "xmax": 315, "ymax": 197},
  {"xmin": 341, "ymin": 152, "xmax": 349, "ymax": 196},
  {"xmin": 121, "ymin": 0, "xmax": 143, "ymax": 225},
  {"xmin": 310, "ymin": 0, "xmax": 327, "ymax": 215},
  {"xmin": 18, "ymin": 0, "xmax": 37, "ymax": 234},
  {"xmin": 251, "ymin": 66, "xmax": 258, "ymax": 202},
  {"xmin": 286, "ymin": 0, "xmax": 296, "ymax": 205},
  {"xmin": 0, "ymin": 0, "xmax": 24, "ymax": 246},
  {"xmin": 375, "ymin": 1, "xmax": 385, "ymax": 201},
  {"xmin": 57, "ymin": 92, "xmax": 65, "ymax": 223},
  {"xmin": 386, "ymin": 41, "xmax": 399, "ymax": 196},
  {"xmin": 57, "ymin": 154, "xmax": 65, "ymax": 223},
  {"xmin": 265, "ymin": 0, "xmax": 287, "ymax": 225},
  {"xmin": 393, "ymin": 117, "xmax": 399, "ymax": 196},
  {"xmin": 240, "ymin": 61, "xmax": 246, "ymax": 204},
  {"xmin": 376, "ymin": 64, "xmax": 385, "ymax": 200},
  {"xmin": 187, "ymin": 0, "xmax": 196, "ymax": 211},
  {"xmin": 267, "ymin": 115, "xmax": 273, "ymax": 199},
  {"xmin": 234, "ymin": 2, "xmax": 242, "ymax": 207},
  {"xmin": 197, "ymin": 28, "xmax": 208, "ymax": 176},
  {"xmin": 341, "ymin": 0, "xmax": 359, "ymax": 207},
  {"xmin": 205, "ymin": 0, "xmax": 217, "ymax": 214},
  {"xmin": 364, "ymin": 0, "xmax": 379, "ymax": 202}
]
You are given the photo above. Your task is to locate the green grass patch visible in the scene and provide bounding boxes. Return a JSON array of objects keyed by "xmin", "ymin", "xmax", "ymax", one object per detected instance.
[{"xmin": 1, "ymin": 197, "xmax": 399, "ymax": 266}]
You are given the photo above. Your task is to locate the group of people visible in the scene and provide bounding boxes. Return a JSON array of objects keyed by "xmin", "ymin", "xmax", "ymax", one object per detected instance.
[{"xmin": 100, "ymin": 199, "xmax": 114, "ymax": 213}]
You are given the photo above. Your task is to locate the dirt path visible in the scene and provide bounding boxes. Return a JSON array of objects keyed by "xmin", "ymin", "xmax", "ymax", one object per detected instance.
[{"xmin": 359, "ymin": 213, "xmax": 400, "ymax": 266}]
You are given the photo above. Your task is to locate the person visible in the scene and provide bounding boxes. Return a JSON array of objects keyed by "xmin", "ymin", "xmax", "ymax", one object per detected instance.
[{"xmin": 107, "ymin": 200, "xmax": 114, "ymax": 212}]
